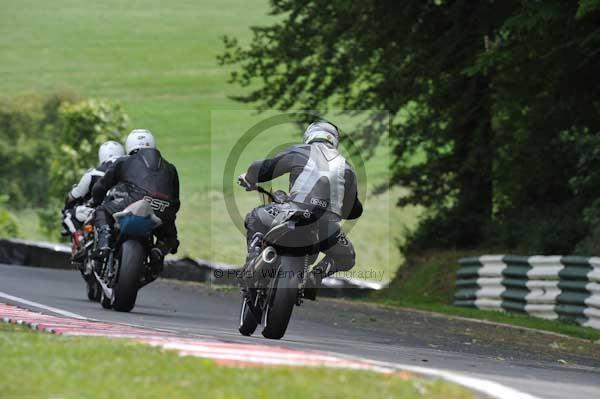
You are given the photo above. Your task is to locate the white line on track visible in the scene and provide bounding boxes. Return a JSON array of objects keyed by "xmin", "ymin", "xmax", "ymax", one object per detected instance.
[
  {"xmin": 372, "ymin": 359, "xmax": 541, "ymax": 399},
  {"xmin": 312, "ymin": 347, "xmax": 543, "ymax": 399},
  {"xmin": 0, "ymin": 291, "xmax": 88, "ymax": 320}
]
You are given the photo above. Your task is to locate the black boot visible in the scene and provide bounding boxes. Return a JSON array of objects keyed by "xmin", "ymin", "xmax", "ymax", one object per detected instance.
[
  {"xmin": 304, "ymin": 257, "xmax": 334, "ymax": 301},
  {"xmin": 95, "ymin": 226, "xmax": 112, "ymax": 259},
  {"xmin": 149, "ymin": 240, "xmax": 169, "ymax": 275}
]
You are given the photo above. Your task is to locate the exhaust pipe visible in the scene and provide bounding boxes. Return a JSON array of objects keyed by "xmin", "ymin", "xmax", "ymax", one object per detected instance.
[{"xmin": 253, "ymin": 246, "xmax": 277, "ymax": 277}]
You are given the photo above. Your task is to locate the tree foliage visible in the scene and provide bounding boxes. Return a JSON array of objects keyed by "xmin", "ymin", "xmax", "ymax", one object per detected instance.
[
  {"xmin": 0, "ymin": 195, "xmax": 19, "ymax": 238},
  {"xmin": 0, "ymin": 92, "xmax": 74, "ymax": 208},
  {"xmin": 49, "ymin": 99, "xmax": 128, "ymax": 200},
  {"xmin": 0, "ymin": 92, "xmax": 129, "ymax": 239},
  {"xmin": 220, "ymin": 0, "xmax": 600, "ymax": 253}
]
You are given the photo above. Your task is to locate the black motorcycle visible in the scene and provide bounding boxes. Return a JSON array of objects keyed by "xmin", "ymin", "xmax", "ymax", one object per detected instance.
[
  {"xmin": 93, "ymin": 200, "xmax": 163, "ymax": 312},
  {"xmin": 238, "ymin": 185, "xmax": 321, "ymax": 340}
]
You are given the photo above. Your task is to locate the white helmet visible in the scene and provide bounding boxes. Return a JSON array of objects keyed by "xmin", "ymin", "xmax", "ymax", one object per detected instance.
[
  {"xmin": 98, "ymin": 140, "xmax": 125, "ymax": 164},
  {"xmin": 125, "ymin": 129, "xmax": 156, "ymax": 154},
  {"xmin": 303, "ymin": 121, "xmax": 340, "ymax": 148}
]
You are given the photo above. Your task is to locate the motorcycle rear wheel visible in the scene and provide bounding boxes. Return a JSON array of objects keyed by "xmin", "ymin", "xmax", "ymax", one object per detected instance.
[
  {"xmin": 261, "ymin": 257, "xmax": 301, "ymax": 340},
  {"xmin": 112, "ymin": 240, "xmax": 145, "ymax": 312}
]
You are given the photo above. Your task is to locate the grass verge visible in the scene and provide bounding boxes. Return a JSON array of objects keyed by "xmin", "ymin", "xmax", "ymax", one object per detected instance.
[
  {"xmin": 0, "ymin": 323, "xmax": 473, "ymax": 399},
  {"xmin": 366, "ymin": 250, "xmax": 600, "ymax": 341}
]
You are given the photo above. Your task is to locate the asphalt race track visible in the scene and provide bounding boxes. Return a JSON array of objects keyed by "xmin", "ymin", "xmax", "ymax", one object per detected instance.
[{"xmin": 0, "ymin": 264, "xmax": 598, "ymax": 399}]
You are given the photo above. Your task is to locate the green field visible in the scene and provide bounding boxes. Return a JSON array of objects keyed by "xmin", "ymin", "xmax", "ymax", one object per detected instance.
[
  {"xmin": 0, "ymin": 324, "xmax": 473, "ymax": 399},
  {"xmin": 0, "ymin": 0, "xmax": 419, "ymax": 280}
]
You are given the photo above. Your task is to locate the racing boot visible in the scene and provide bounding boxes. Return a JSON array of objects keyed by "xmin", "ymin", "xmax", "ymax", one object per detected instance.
[
  {"xmin": 304, "ymin": 257, "xmax": 334, "ymax": 301},
  {"xmin": 149, "ymin": 240, "xmax": 169, "ymax": 276},
  {"xmin": 94, "ymin": 225, "xmax": 112, "ymax": 260}
]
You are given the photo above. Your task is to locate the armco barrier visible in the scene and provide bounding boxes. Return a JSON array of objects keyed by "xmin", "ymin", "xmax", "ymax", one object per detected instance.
[
  {"xmin": 455, "ymin": 255, "xmax": 600, "ymax": 330},
  {"xmin": 0, "ymin": 238, "xmax": 71, "ymax": 269},
  {"xmin": 0, "ymin": 238, "xmax": 382, "ymax": 297}
]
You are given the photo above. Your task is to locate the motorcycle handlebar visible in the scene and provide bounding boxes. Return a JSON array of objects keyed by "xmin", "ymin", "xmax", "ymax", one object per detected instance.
[{"xmin": 255, "ymin": 186, "xmax": 276, "ymax": 202}]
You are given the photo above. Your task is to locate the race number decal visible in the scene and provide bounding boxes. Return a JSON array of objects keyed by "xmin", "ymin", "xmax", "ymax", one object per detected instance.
[{"xmin": 310, "ymin": 198, "xmax": 329, "ymax": 208}]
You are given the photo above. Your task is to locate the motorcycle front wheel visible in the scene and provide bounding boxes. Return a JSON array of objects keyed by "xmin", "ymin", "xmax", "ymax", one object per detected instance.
[
  {"xmin": 238, "ymin": 294, "xmax": 258, "ymax": 336},
  {"xmin": 86, "ymin": 279, "xmax": 101, "ymax": 302},
  {"xmin": 100, "ymin": 288, "xmax": 112, "ymax": 309}
]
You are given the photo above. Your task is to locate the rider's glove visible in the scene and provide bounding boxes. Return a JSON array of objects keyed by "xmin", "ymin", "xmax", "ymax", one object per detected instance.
[{"xmin": 237, "ymin": 173, "xmax": 255, "ymax": 191}]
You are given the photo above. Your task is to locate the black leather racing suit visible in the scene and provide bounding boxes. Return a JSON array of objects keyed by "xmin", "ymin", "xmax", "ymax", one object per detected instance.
[
  {"xmin": 243, "ymin": 141, "xmax": 363, "ymax": 274},
  {"xmin": 91, "ymin": 148, "xmax": 180, "ymax": 251}
]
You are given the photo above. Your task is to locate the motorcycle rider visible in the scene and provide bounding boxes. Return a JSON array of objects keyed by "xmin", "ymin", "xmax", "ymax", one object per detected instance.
[
  {"xmin": 62, "ymin": 140, "xmax": 125, "ymax": 258},
  {"xmin": 238, "ymin": 121, "xmax": 363, "ymax": 299},
  {"xmin": 90, "ymin": 129, "xmax": 180, "ymax": 271}
]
